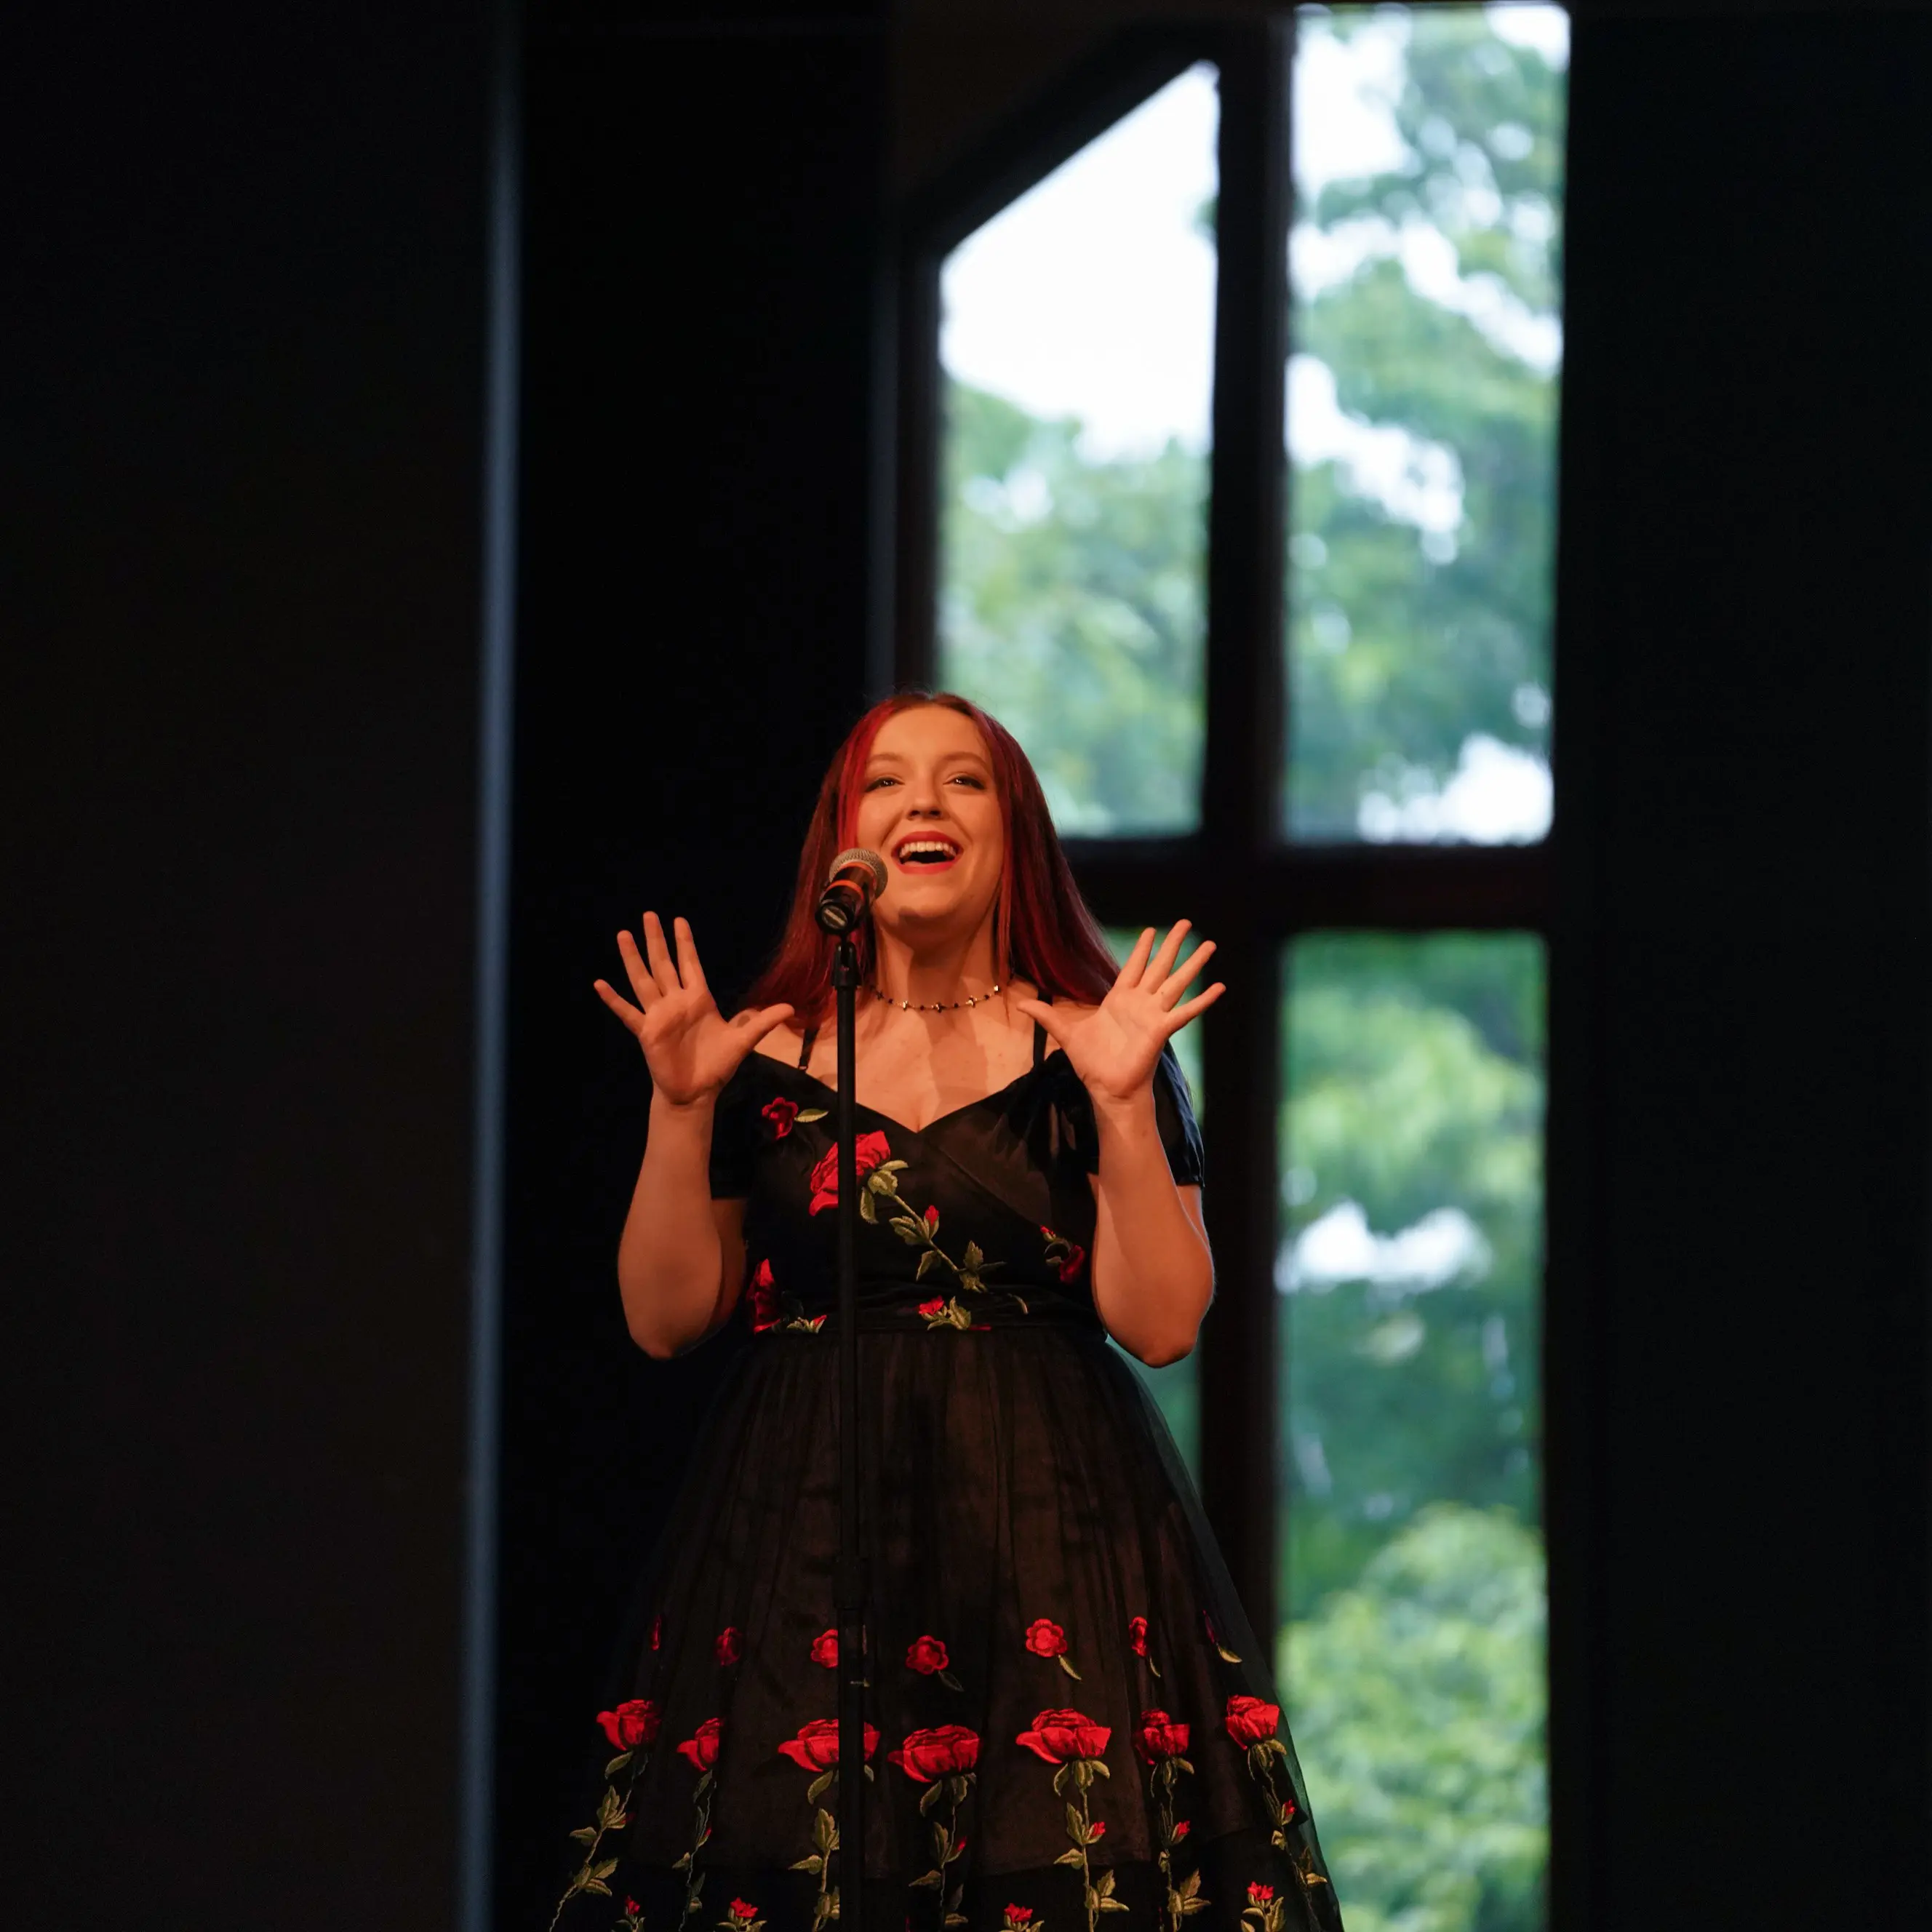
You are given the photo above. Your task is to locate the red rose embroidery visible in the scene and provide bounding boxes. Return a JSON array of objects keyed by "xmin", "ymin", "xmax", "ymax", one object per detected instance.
[
  {"xmin": 906, "ymin": 1634, "xmax": 950, "ymax": 1674},
  {"xmin": 762, "ymin": 1096, "xmax": 800, "ymax": 1139},
  {"xmin": 1054, "ymin": 1242, "xmax": 1086, "ymax": 1281},
  {"xmin": 1248, "ymin": 1885, "xmax": 1274, "ymax": 1907},
  {"xmin": 1127, "ymin": 1615, "xmax": 1150, "ymax": 1656},
  {"xmin": 887, "ymin": 1723, "xmax": 981, "ymax": 1782},
  {"xmin": 777, "ymin": 1715, "xmax": 879, "ymax": 1772},
  {"xmin": 1173, "ymin": 1819, "xmax": 1191, "ymax": 1840},
  {"xmin": 923, "ymin": 1204, "xmax": 939, "ymax": 1231},
  {"xmin": 811, "ymin": 1629, "xmax": 838, "ymax": 1668},
  {"xmin": 715, "ymin": 1626, "xmax": 743, "ymax": 1665},
  {"xmin": 918, "ymin": 1296, "xmax": 947, "ymax": 1320},
  {"xmin": 730, "ymin": 1902, "xmax": 758, "ymax": 1922},
  {"xmin": 676, "ymin": 1716, "xmax": 723, "ymax": 1771},
  {"xmin": 747, "ymin": 1258, "xmax": 779, "ymax": 1332},
  {"xmin": 1133, "ymin": 1709, "xmax": 1189, "ymax": 1763},
  {"xmin": 1002, "ymin": 1911, "xmax": 1034, "ymax": 1931},
  {"xmin": 1224, "ymin": 1694, "xmax": 1281, "ymax": 1747},
  {"xmin": 1015, "ymin": 1707, "xmax": 1111, "ymax": 1765},
  {"xmin": 1023, "ymin": 1617, "xmax": 1068, "ymax": 1658},
  {"xmin": 596, "ymin": 1698, "xmax": 660, "ymax": 1750},
  {"xmin": 807, "ymin": 1129, "xmax": 892, "ymax": 1216}
]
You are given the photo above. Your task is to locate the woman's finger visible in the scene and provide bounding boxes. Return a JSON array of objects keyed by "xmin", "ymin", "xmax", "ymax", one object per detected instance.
[
  {"xmin": 614, "ymin": 930, "xmax": 660, "ymax": 1010},
  {"xmin": 592, "ymin": 978, "xmax": 647, "ymax": 1037},
  {"xmin": 1011, "ymin": 996, "xmax": 1071, "ymax": 1046},
  {"xmin": 730, "ymin": 1002, "xmax": 797, "ymax": 1045},
  {"xmin": 674, "ymin": 917, "xmax": 710, "ymax": 999},
  {"xmin": 1165, "ymin": 981, "xmax": 1226, "ymax": 1031},
  {"xmin": 1114, "ymin": 927, "xmax": 1157, "ymax": 989},
  {"xmin": 1143, "ymin": 919, "xmax": 1191, "ymax": 988},
  {"xmin": 1157, "ymin": 936, "xmax": 1216, "ymax": 1007},
  {"xmin": 641, "ymin": 910, "xmax": 681, "ymax": 994}
]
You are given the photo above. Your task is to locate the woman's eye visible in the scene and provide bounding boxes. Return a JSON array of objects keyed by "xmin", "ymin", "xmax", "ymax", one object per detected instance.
[
  {"xmin": 865, "ymin": 775, "xmax": 898, "ymax": 790},
  {"xmin": 949, "ymin": 774, "xmax": 986, "ymax": 789}
]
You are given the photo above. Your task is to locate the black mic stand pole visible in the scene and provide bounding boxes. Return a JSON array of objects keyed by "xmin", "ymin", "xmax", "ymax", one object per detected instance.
[{"xmin": 832, "ymin": 933, "xmax": 870, "ymax": 1932}]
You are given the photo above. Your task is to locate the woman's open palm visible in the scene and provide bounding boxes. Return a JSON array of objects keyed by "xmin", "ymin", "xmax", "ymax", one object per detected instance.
[
  {"xmin": 1013, "ymin": 920, "xmax": 1224, "ymax": 1106},
  {"xmin": 594, "ymin": 912, "xmax": 794, "ymax": 1107}
]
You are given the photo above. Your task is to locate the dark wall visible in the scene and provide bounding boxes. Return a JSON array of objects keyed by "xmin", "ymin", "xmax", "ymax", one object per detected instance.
[
  {"xmin": 1548, "ymin": 13, "xmax": 1931, "ymax": 1923},
  {"xmin": 2, "ymin": 4, "xmax": 491, "ymax": 1928},
  {"xmin": 495, "ymin": 5, "xmax": 887, "ymax": 1923}
]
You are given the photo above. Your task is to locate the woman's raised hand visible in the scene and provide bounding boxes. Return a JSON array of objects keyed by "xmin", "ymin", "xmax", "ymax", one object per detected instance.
[
  {"xmin": 1013, "ymin": 921, "xmax": 1224, "ymax": 1107},
  {"xmin": 594, "ymin": 912, "xmax": 794, "ymax": 1108}
]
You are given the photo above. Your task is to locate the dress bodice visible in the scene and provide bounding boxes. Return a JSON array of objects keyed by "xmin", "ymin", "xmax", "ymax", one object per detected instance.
[{"xmin": 706, "ymin": 1030, "xmax": 1205, "ymax": 1334}]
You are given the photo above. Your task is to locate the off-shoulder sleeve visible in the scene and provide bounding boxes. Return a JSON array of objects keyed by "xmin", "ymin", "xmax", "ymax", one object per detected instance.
[
  {"xmin": 1060, "ymin": 1046, "xmax": 1205, "ymax": 1187},
  {"xmin": 706, "ymin": 1056, "xmax": 761, "ymax": 1200}
]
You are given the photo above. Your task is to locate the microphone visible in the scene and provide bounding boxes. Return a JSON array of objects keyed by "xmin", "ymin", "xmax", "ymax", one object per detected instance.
[{"xmin": 815, "ymin": 847, "xmax": 886, "ymax": 935}]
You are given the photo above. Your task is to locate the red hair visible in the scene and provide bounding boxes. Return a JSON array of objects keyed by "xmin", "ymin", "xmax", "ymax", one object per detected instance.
[{"xmin": 743, "ymin": 692, "xmax": 1119, "ymax": 1023}]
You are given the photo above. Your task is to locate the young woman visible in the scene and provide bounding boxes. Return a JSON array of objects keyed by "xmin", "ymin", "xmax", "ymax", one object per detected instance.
[{"xmin": 548, "ymin": 694, "xmax": 1342, "ymax": 1932}]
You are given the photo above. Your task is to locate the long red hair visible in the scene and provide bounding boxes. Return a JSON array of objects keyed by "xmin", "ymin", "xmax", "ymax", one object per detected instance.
[{"xmin": 743, "ymin": 692, "xmax": 1119, "ymax": 1023}]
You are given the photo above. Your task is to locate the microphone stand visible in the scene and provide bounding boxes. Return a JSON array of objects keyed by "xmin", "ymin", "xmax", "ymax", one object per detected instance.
[{"xmin": 831, "ymin": 933, "xmax": 871, "ymax": 1931}]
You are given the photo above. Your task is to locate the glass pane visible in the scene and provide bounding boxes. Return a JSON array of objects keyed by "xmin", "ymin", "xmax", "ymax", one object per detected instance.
[
  {"xmin": 1100, "ymin": 925, "xmax": 1207, "ymax": 1477},
  {"xmin": 938, "ymin": 65, "xmax": 1218, "ymax": 835},
  {"xmin": 1281, "ymin": 932, "xmax": 1547, "ymax": 1932},
  {"xmin": 1285, "ymin": 5, "xmax": 1568, "ymax": 842}
]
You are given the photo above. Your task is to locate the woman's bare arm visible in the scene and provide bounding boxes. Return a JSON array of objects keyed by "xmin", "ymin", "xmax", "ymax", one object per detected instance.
[
  {"xmin": 593, "ymin": 911, "xmax": 791, "ymax": 1358},
  {"xmin": 1087, "ymin": 1106, "xmax": 1213, "ymax": 1366}
]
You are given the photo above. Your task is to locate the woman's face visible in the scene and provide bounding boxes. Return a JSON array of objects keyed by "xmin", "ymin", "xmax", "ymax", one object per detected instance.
[{"xmin": 853, "ymin": 705, "xmax": 1005, "ymax": 951}]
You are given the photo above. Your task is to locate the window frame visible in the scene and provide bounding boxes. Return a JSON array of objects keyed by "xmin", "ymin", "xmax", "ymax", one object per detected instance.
[{"xmin": 893, "ymin": 0, "xmax": 1555, "ymax": 1672}]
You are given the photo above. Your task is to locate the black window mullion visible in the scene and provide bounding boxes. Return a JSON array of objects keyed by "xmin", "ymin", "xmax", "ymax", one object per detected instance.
[{"xmin": 1188, "ymin": 15, "xmax": 1293, "ymax": 1642}]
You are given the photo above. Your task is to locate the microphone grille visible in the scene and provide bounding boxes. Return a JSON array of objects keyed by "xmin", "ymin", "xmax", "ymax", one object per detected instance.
[{"xmin": 828, "ymin": 847, "xmax": 887, "ymax": 890}]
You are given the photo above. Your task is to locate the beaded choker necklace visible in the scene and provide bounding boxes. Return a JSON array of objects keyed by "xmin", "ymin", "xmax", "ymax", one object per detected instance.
[{"xmin": 869, "ymin": 981, "xmax": 1002, "ymax": 1013}]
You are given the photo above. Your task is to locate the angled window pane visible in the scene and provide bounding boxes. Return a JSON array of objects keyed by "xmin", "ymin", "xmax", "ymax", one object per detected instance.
[
  {"xmin": 938, "ymin": 66, "xmax": 1218, "ymax": 835},
  {"xmin": 1285, "ymin": 5, "xmax": 1567, "ymax": 843},
  {"xmin": 1281, "ymin": 931, "xmax": 1547, "ymax": 1932}
]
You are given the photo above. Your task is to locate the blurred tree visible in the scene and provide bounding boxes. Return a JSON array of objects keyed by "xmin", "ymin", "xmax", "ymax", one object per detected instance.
[
  {"xmin": 1288, "ymin": 7, "xmax": 1565, "ymax": 837},
  {"xmin": 1285, "ymin": 1504, "xmax": 1547, "ymax": 1932}
]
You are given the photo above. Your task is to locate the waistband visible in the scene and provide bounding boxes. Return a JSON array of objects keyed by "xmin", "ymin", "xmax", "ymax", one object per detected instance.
[{"xmin": 756, "ymin": 1302, "xmax": 1106, "ymax": 1337}]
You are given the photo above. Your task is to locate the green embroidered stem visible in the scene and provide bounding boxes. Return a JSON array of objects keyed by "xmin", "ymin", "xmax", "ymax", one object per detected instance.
[
  {"xmin": 913, "ymin": 1773, "xmax": 975, "ymax": 1931},
  {"xmin": 869, "ymin": 1173, "xmax": 1030, "ymax": 1322},
  {"xmin": 673, "ymin": 1769, "xmax": 715, "ymax": 1928},
  {"xmin": 548, "ymin": 1752, "xmax": 647, "ymax": 1929},
  {"xmin": 787, "ymin": 1772, "xmax": 840, "ymax": 1932},
  {"xmin": 1049, "ymin": 1757, "xmax": 1122, "ymax": 1932}
]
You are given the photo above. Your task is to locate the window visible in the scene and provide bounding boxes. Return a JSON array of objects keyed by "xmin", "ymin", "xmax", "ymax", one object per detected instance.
[{"xmin": 903, "ymin": 12, "xmax": 1565, "ymax": 1929}]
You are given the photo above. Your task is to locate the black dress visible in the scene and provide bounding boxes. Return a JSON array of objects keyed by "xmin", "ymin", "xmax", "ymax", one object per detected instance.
[{"xmin": 545, "ymin": 1019, "xmax": 1343, "ymax": 1932}]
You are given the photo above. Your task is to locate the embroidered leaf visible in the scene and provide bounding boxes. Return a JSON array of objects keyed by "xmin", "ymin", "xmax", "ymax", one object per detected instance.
[
  {"xmin": 1179, "ymin": 1872, "xmax": 1202, "ymax": 1899},
  {"xmin": 795, "ymin": 1108, "xmax": 827, "ymax": 1123},
  {"xmin": 1064, "ymin": 1802, "xmax": 1085, "ymax": 1842},
  {"xmin": 1052, "ymin": 1763, "xmax": 1072, "ymax": 1798},
  {"xmin": 858, "ymin": 1189, "xmax": 877, "ymax": 1225},
  {"xmin": 1094, "ymin": 1872, "xmax": 1117, "ymax": 1899},
  {"xmin": 597, "ymin": 1787, "xmax": 624, "ymax": 1825},
  {"xmin": 585, "ymin": 1878, "xmax": 613, "ymax": 1899},
  {"xmin": 569, "ymin": 1825, "xmax": 596, "ymax": 1843},
  {"xmin": 959, "ymin": 1273, "xmax": 983, "ymax": 1296},
  {"xmin": 910, "ymin": 1872, "xmax": 943, "ymax": 1892},
  {"xmin": 962, "ymin": 1241, "xmax": 984, "ymax": 1272},
  {"xmin": 1089, "ymin": 1760, "xmax": 1111, "ymax": 1779},
  {"xmin": 604, "ymin": 1751, "xmax": 633, "ymax": 1778},
  {"xmin": 1271, "ymin": 1828, "xmax": 1289, "ymax": 1851},
  {"xmin": 593, "ymin": 1859, "xmax": 620, "ymax": 1881},
  {"xmin": 932, "ymin": 1821, "xmax": 951, "ymax": 1861},
  {"xmin": 813, "ymin": 1808, "xmax": 838, "ymax": 1853},
  {"xmin": 807, "ymin": 1770, "xmax": 834, "ymax": 1803},
  {"xmin": 1010, "ymin": 1294, "xmax": 1029, "ymax": 1314},
  {"xmin": 938, "ymin": 1668, "xmax": 964, "ymax": 1693},
  {"xmin": 1056, "ymin": 1653, "xmax": 1082, "ymax": 1680},
  {"xmin": 890, "ymin": 1216, "xmax": 926, "ymax": 1247},
  {"xmin": 1214, "ymin": 1640, "xmax": 1243, "ymax": 1663},
  {"xmin": 1175, "ymin": 1758, "xmax": 1194, "ymax": 1776},
  {"xmin": 916, "ymin": 1248, "xmax": 944, "ymax": 1280},
  {"xmin": 1054, "ymin": 1848, "xmax": 1087, "ymax": 1869},
  {"xmin": 1148, "ymin": 1657, "xmax": 1162, "ymax": 1680},
  {"xmin": 946, "ymin": 1917, "xmax": 968, "ymax": 1929},
  {"xmin": 919, "ymin": 1781, "xmax": 946, "ymax": 1816},
  {"xmin": 1179, "ymin": 1899, "xmax": 1211, "ymax": 1918},
  {"xmin": 673, "ymin": 1853, "xmax": 691, "ymax": 1872},
  {"xmin": 1098, "ymin": 1900, "xmax": 1130, "ymax": 1915},
  {"xmin": 790, "ymin": 1854, "xmax": 823, "ymax": 1873}
]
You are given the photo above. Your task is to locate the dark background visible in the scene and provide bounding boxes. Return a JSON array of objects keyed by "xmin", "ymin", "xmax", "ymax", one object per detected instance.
[{"xmin": 4, "ymin": 3, "xmax": 1926, "ymax": 1929}]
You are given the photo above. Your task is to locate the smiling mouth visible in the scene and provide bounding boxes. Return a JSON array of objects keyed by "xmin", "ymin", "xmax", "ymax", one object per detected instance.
[{"xmin": 893, "ymin": 837, "xmax": 962, "ymax": 869}]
